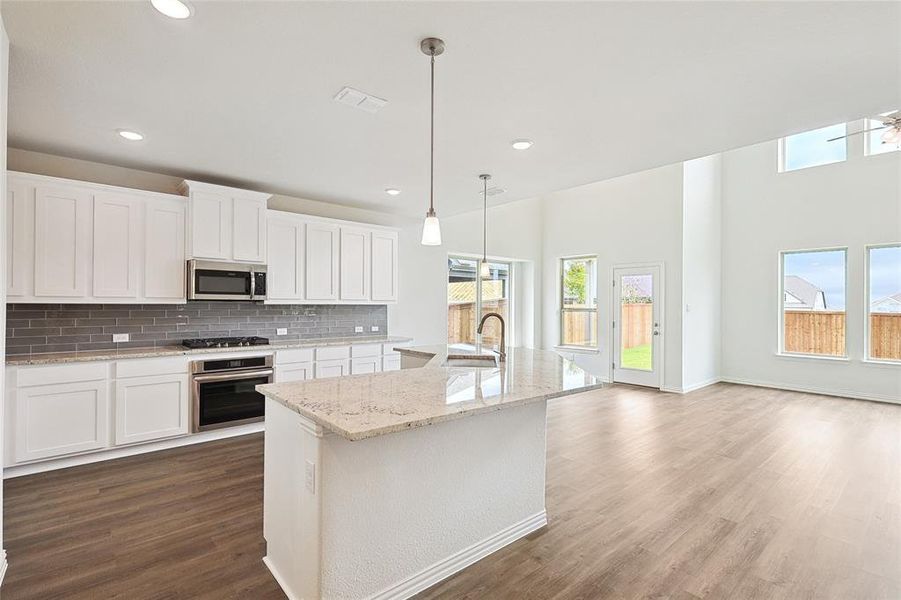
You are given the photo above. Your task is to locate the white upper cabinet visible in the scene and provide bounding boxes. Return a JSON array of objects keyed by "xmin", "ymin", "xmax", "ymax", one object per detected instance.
[
  {"xmin": 371, "ymin": 230, "xmax": 398, "ymax": 302},
  {"xmin": 181, "ymin": 180, "xmax": 271, "ymax": 264},
  {"xmin": 339, "ymin": 226, "xmax": 371, "ymax": 301},
  {"xmin": 267, "ymin": 213, "xmax": 305, "ymax": 300},
  {"xmin": 305, "ymin": 221, "xmax": 340, "ymax": 301},
  {"xmin": 33, "ymin": 183, "xmax": 91, "ymax": 298},
  {"xmin": 93, "ymin": 192, "xmax": 141, "ymax": 299},
  {"xmin": 145, "ymin": 197, "xmax": 187, "ymax": 300},
  {"xmin": 7, "ymin": 171, "xmax": 188, "ymax": 304}
]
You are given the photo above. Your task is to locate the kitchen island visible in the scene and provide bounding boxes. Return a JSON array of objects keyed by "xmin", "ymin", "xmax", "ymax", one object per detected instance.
[{"xmin": 257, "ymin": 345, "xmax": 604, "ymax": 600}]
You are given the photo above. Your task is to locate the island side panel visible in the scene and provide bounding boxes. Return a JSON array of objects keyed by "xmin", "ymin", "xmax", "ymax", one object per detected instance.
[
  {"xmin": 319, "ymin": 400, "xmax": 549, "ymax": 600},
  {"xmin": 263, "ymin": 397, "xmax": 323, "ymax": 600}
]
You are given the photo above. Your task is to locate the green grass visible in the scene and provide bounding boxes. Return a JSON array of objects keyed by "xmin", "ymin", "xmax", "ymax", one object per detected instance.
[{"xmin": 621, "ymin": 343, "xmax": 652, "ymax": 371}]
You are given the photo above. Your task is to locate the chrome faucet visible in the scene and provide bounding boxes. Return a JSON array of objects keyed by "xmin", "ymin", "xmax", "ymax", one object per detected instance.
[{"xmin": 477, "ymin": 312, "xmax": 506, "ymax": 362}]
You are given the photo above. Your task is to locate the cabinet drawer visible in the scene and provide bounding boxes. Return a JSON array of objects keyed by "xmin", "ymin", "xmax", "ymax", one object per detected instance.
[
  {"xmin": 17, "ymin": 362, "xmax": 108, "ymax": 387},
  {"xmin": 276, "ymin": 348, "xmax": 314, "ymax": 365},
  {"xmin": 351, "ymin": 343, "xmax": 381, "ymax": 358},
  {"xmin": 115, "ymin": 357, "xmax": 188, "ymax": 378},
  {"xmin": 315, "ymin": 345, "xmax": 350, "ymax": 361},
  {"xmin": 351, "ymin": 357, "xmax": 381, "ymax": 374}
]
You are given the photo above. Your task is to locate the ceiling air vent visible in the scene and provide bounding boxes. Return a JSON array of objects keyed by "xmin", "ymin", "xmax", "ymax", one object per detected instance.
[{"xmin": 333, "ymin": 86, "xmax": 387, "ymax": 114}]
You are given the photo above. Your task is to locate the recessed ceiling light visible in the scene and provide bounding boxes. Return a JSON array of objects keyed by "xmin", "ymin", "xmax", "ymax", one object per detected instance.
[
  {"xmin": 511, "ymin": 139, "xmax": 533, "ymax": 150},
  {"xmin": 117, "ymin": 129, "xmax": 145, "ymax": 141},
  {"xmin": 385, "ymin": 188, "xmax": 401, "ymax": 196},
  {"xmin": 150, "ymin": 0, "xmax": 193, "ymax": 19}
]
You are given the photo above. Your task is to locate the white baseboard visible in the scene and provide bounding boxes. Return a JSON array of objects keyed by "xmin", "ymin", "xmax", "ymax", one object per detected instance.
[
  {"xmin": 0, "ymin": 549, "xmax": 7, "ymax": 587},
  {"xmin": 720, "ymin": 377, "xmax": 900, "ymax": 405},
  {"xmin": 660, "ymin": 377, "xmax": 721, "ymax": 394},
  {"xmin": 3, "ymin": 422, "xmax": 265, "ymax": 479},
  {"xmin": 262, "ymin": 556, "xmax": 300, "ymax": 600},
  {"xmin": 368, "ymin": 510, "xmax": 548, "ymax": 600}
]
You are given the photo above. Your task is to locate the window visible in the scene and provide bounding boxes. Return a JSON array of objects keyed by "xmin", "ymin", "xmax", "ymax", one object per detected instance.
[
  {"xmin": 780, "ymin": 248, "xmax": 847, "ymax": 357},
  {"xmin": 779, "ymin": 123, "xmax": 847, "ymax": 172},
  {"xmin": 447, "ymin": 257, "xmax": 512, "ymax": 350},
  {"xmin": 560, "ymin": 256, "xmax": 598, "ymax": 348},
  {"xmin": 865, "ymin": 116, "xmax": 900, "ymax": 157},
  {"xmin": 867, "ymin": 244, "xmax": 901, "ymax": 361}
]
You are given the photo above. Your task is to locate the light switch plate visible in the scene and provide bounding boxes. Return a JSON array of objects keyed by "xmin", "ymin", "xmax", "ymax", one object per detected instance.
[
  {"xmin": 112, "ymin": 333, "xmax": 129, "ymax": 343},
  {"xmin": 276, "ymin": 328, "xmax": 288, "ymax": 336},
  {"xmin": 371, "ymin": 325, "xmax": 379, "ymax": 332},
  {"xmin": 354, "ymin": 326, "xmax": 364, "ymax": 333}
]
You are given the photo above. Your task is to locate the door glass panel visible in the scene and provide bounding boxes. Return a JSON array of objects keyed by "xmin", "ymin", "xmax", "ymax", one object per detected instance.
[
  {"xmin": 198, "ymin": 376, "xmax": 268, "ymax": 427},
  {"xmin": 448, "ymin": 258, "xmax": 479, "ymax": 347},
  {"xmin": 479, "ymin": 263, "xmax": 510, "ymax": 349},
  {"xmin": 620, "ymin": 274, "xmax": 653, "ymax": 371}
]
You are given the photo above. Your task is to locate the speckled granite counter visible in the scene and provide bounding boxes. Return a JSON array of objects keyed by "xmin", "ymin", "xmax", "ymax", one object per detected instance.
[
  {"xmin": 256, "ymin": 345, "xmax": 604, "ymax": 441},
  {"xmin": 5, "ymin": 336, "xmax": 413, "ymax": 366}
]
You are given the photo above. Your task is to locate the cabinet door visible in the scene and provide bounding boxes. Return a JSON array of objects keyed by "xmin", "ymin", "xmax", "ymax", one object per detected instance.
[
  {"xmin": 15, "ymin": 380, "xmax": 109, "ymax": 462},
  {"xmin": 145, "ymin": 197, "xmax": 187, "ymax": 300},
  {"xmin": 7, "ymin": 179, "xmax": 34, "ymax": 297},
  {"xmin": 351, "ymin": 356, "xmax": 381, "ymax": 375},
  {"xmin": 305, "ymin": 222, "xmax": 340, "ymax": 301},
  {"xmin": 33, "ymin": 184, "xmax": 91, "ymax": 297},
  {"xmin": 233, "ymin": 197, "xmax": 268, "ymax": 263},
  {"xmin": 190, "ymin": 191, "xmax": 231, "ymax": 260},
  {"xmin": 93, "ymin": 192, "xmax": 141, "ymax": 298},
  {"xmin": 382, "ymin": 355, "xmax": 401, "ymax": 372},
  {"xmin": 371, "ymin": 230, "xmax": 398, "ymax": 302},
  {"xmin": 276, "ymin": 362, "xmax": 313, "ymax": 383},
  {"xmin": 314, "ymin": 359, "xmax": 349, "ymax": 379},
  {"xmin": 340, "ymin": 227, "xmax": 371, "ymax": 301},
  {"xmin": 115, "ymin": 374, "xmax": 189, "ymax": 445},
  {"xmin": 267, "ymin": 216, "xmax": 304, "ymax": 300}
]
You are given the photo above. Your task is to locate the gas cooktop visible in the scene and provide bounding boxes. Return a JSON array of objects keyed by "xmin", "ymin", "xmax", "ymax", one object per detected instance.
[{"xmin": 182, "ymin": 336, "xmax": 270, "ymax": 349}]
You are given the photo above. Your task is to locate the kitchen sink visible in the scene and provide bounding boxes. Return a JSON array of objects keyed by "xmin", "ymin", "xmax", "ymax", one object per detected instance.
[{"xmin": 443, "ymin": 353, "xmax": 499, "ymax": 368}]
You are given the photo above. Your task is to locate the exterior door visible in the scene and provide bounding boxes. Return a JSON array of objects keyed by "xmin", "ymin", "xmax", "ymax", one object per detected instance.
[{"xmin": 613, "ymin": 265, "xmax": 662, "ymax": 388}]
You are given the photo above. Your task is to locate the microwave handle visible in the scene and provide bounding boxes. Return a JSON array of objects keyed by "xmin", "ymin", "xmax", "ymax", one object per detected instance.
[{"xmin": 250, "ymin": 269, "xmax": 256, "ymax": 300}]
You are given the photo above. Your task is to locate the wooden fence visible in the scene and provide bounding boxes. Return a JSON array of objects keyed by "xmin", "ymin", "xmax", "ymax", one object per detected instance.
[
  {"xmin": 620, "ymin": 303, "xmax": 653, "ymax": 349},
  {"xmin": 448, "ymin": 300, "xmax": 507, "ymax": 346},
  {"xmin": 783, "ymin": 310, "xmax": 845, "ymax": 356},
  {"xmin": 870, "ymin": 313, "xmax": 901, "ymax": 360}
]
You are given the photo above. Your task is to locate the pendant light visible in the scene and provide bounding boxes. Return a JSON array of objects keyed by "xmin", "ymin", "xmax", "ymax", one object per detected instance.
[
  {"xmin": 479, "ymin": 174, "xmax": 491, "ymax": 278},
  {"xmin": 420, "ymin": 37, "xmax": 445, "ymax": 246}
]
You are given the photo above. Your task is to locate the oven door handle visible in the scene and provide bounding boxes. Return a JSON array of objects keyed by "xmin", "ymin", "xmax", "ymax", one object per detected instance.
[{"xmin": 193, "ymin": 369, "xmax": 273, "ymax": 383}]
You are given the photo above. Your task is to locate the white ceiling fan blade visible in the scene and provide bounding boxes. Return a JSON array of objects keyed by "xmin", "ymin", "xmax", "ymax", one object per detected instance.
[{"xmin": 827, "ymin": 125, "xmax": 887, "ymax": 142}]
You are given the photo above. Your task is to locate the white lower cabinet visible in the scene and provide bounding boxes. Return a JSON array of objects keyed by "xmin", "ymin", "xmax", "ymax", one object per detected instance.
[
  {"xmin": 114, "ymin": 374, "xmax": 189, "ymax": 445},
  {"xmin": 382, "ymin": 355, "xmax": 402, "ymax": 371},
  {"xmin": 351, "ymin": 356, "xmax": 381, "ymax": 374},
  {"xmin": 315, "ymin": 359, "xmax": 350, "ymax": 379},
  {"xmin": 15, "ymin": 379, "xmax": 110, "ymax": 463},
  {"xmin": 276, "ymin": 362, "xmax": 313, "ymax": 383}
]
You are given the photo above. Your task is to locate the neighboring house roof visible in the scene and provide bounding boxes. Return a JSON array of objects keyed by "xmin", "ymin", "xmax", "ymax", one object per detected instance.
[
  {"xmin": 784, "ymin": 275, "xmax": 827, "ymax": 310},
  {"xmin": 871, "ymin": 292, "xmax": 901, "ymax": 314}
]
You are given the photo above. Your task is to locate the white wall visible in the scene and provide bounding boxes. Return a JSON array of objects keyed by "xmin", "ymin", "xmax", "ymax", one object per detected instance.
[
  {"xmin": 540, "ymin": 164, "xmax": 685, "ymax": 389},
  {"xmin": 721, "ymin": 136, "xmax": 901, "ymax": 402},
  {"xmin": 682, "ymin": 155, "xmax": 723, "ymax": 391}
]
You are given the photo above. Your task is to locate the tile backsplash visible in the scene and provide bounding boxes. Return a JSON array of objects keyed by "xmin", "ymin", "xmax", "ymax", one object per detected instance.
[{"xmin": 6, "ymin": 302, "xmax": 388, "ymax": 355}]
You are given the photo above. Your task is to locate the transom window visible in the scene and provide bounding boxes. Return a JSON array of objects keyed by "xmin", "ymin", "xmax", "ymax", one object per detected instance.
[{"xmin": 779, "ymin": 123, "xmax": 847, "ymax": 172}]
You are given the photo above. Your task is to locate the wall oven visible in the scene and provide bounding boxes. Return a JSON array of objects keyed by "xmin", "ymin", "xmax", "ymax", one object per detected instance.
[
  {"xmin": 191, "ymin": 355, "xmax": 273, "ymax": 432},
  {"xmin": 187, "ymin": 260, "xmax": 267, "ymax": 301}
]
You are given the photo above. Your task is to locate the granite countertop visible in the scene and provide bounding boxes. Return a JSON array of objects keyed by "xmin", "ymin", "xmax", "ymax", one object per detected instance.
[
  {"xmin": 5, "ymin": 336, "xmax": 414, "ymax": 366},
  {"xmin": 256, "ymin": 345, "xmax": 605, "ymax": 441}
]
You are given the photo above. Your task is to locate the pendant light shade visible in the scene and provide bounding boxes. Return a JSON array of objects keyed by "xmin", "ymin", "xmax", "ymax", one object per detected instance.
[
  {"xmin": 421, "ymin": 209, "xmax": 442, "ymax": 246},
  {"xmin": 420, "ymin": 37, "xmax": 445, "ymax": 246},
  {"xmin": 882, "ymin": 126, "xmax": 901, "ymax": 144},
  {"xmin": 479, "ymin": 260, "xmax": 490, "ymax": 278}
]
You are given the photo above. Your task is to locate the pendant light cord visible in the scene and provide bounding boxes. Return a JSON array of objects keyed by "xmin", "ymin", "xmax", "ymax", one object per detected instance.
[
  {"xmin": 429, "ymin": 52, "xmax": 435, "ymax": 215},
  {"xmin": 482, "ymin": 177, "xmax": 487, "ymax": 263}
]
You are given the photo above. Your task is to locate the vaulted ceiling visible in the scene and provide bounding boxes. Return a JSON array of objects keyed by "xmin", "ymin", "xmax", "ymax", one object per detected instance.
[{"xmin": 3, "ymin": 1, "xmax": 899, "ymax": 216}]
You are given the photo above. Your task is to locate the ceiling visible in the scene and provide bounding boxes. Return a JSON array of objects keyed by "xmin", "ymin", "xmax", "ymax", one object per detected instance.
[{"xmin": 3, "ymin": 1, "xmax": 899, "ymax": 217}]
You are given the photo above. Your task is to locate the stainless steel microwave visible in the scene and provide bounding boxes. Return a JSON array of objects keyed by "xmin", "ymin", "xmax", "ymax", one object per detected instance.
[{"xmin": 187, "ymin": 260, "xmax": 267, "ymax": 301}]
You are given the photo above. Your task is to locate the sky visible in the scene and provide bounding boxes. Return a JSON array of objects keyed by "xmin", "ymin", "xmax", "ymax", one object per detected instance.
[
  {"xmin": 783, "ymin": 123, "xmax": 846, "ymax": 171},
  {"xmin": 784, "ymin": 247, "xmax": 901, "ymax": 311}
]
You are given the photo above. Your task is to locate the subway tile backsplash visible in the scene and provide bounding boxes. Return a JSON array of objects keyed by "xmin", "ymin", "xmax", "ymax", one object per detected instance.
[{"xmin": 6, "ymin": 302, "xmax": 388, "ymax": 355}]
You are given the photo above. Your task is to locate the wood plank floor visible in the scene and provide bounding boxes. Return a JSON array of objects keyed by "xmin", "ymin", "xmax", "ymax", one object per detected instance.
[{"xmin": 3, "ymin": 383, "xmax": 900, "ymax": 599}]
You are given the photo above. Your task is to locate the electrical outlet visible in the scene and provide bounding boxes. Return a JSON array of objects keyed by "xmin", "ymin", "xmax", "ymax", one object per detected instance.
[
  {"xmin": 304, "ymin": 460, "xmax": 316, "ymax": 494},
  {"xmin": 276, "ymin": 328, "xmax": 288, "ymax": 336},
  {"xmin": 354, "ymin": 326, "xmax": 364, "ymax": 333},
  {"xmin": 370, "ymin": 325, "xmax": 379, "ymax": 332},
  {"xmin": 112, "ymin": 333, "xmax": 129, "ymax": 343}
]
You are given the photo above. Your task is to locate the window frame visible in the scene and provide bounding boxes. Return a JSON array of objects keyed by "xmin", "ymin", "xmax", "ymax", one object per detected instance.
[
  {"xmin": 777, "ymin": 123, "xmax": 848, "ymax": 173},
  {"xmin": 865, "ymin": 243, "xmax": 901, "ymax": 364},
  {"xmin": 446, "ymin": 254, "xmax": 514, "ymax": 349},
  {"xmin": 558, "ymin": 255, "xmax": 599, "ymax": 350},
  {"xmin": 777, "ymin": 247, "xmax": 849, "ymax": 359},
  {"xmin": 863, "ymin": 118, "xmax": 901, "ymax": 157}
]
